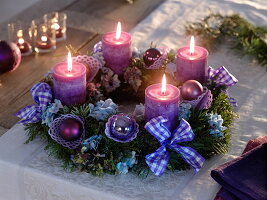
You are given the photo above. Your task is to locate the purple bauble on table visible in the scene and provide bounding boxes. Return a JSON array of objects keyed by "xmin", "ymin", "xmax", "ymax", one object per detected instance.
[
  {"xmin": 143, "ymin": 48, "xmax": 162, "ymax": 67},
  {"xmin": 59, "ymin": 118, "xmax": 83, "ymax": 141},
  {"xmin": 181, "ymin": 80, "xmax": 204, "ymax": 101},
  {"xmin": 0, "ymin": 40, "xmax": 21, "ymax": 74}
]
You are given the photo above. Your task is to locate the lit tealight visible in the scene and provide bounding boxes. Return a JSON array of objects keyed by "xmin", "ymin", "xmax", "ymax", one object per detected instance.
[
  {"xmin": 17, "ymin": 30, "xmax": 23, "ymax": 38},
  {"xmin": 18, "ymin": 38, "xmax": 25, "ymax": 44},
  {"xmin": 41, "ymin": 36, "xmax": 48, "ymax": 42},
  {"xmin": 51, "ymin": 23, "xmax": 60, "ymax": 30}
]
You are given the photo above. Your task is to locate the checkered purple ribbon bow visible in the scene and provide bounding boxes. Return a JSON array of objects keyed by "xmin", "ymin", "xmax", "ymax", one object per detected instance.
[
  {"xmin": 208, "ymin": 66, "xmax": 238, "ymax": 87},
  {"xmin": 208, "ymin": 66, "xmax": 238, "ymax": 106},
  {"xmin": 16, "ymin": 82, "xmax": 52, "ymax": 124},
  {"xmin": 145, "ymin": 116, "xmax": 205, "ymax": 176}
]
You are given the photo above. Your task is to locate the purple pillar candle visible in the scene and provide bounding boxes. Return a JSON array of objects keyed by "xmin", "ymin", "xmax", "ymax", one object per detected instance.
[
  {"xmin": 145, "ymin": 75, "xmax": 180, "ymax": 131},
  {"xmin": 53, "ymin": 52, "xmax": 87, "ymax": 105},
  {"xmin": 176, "ymin": 36, "xmax": 209, "ymax": 84},
  {"xmin": 102, "ymin": 22, "xmax": 132, "ymax": 75}
]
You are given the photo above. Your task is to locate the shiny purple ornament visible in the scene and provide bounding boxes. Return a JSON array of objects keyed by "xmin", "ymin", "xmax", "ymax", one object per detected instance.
[
  {"xmin": 59, "ymin": 118, "xmax": 83, "ymax": 141},
  {"xmin": 181, "ymin": 87, "xmax": 213, "ymax": 110},
  {"xmin": 48, "ymin": 114, "xmax": 85, "ymax": 149},
  {"xmin": 181, "ymin": 80, "xmax": 204, "ymax": 100},
  {"xmin": 0, "ymin": 40, "xmax": 21, "ymax": 74},
  {"xmin": 143, "ymin": 48, "xmax": 162, "ymax": 67},
  {"xmin": 105, "ymin": 114, "xmax": 139, "ymax": 143}
]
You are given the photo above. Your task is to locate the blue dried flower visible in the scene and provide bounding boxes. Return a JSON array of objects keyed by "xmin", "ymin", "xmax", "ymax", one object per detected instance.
[
  {"xmin": 100, "ymin": 67, "xmax": 120, "ymax": 93},
  {"xmin": 208, "ymin": 113, "xmax": 224, "ymax": 129},
  {"xmin": 207, "ymin": 113, "xmax": 226, "ymax": 137},
  {"xmin": 132, "ymin": 104, "xmax": 145, "ymax": 122},
  {"xmin": 116, "ymin": 151, "xmax": 137, "ymax": 174},
  {"xmin": 124, "ymin": 151, "xmax": 137, "ymax": 168},
  {"xmin": 81, "ymin": 135, "xmax": 103, "ymax": 153},
  {"xmin": 116, "ymin": 162, "xmax": 129, "ymax": 174},
  {"xmin": 124, "ymin": 66, "xmax": 142, "ymax": 92},
  {"xmin": 41, "ymin": 99, "xmax": 63, "ymax": 126},
  {"xmin": 209, "ymin": 129, "xmax": 224, "ymax": 137},
  {"xmin": 89, "ymin": 99, "xmax": 118, "ymax": 121},
  {"xmin": 178, "ymin": 103, "xmax": 192, "ymax": 120}
]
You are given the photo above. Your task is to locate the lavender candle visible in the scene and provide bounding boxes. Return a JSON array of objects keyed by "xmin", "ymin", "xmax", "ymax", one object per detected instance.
[
  {"xmin": 145, "ymin": 74, "xmax": 180, "ymax": 131},
  {"xmin": 102, "ymin": 22, "xmax": 132, "ymax": 75},
  {"xmin": 176, "ymin": 36, "xmax": 209, "ymax": 83},
  {"xmin": 53, "ymin": 52, "xmax": 86, "ymax": 105}
]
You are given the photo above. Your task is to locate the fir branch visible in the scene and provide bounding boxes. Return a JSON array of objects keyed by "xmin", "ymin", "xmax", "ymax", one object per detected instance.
[
  {"xmin": 24, "ymin": 123, "xmax": 48, "ymax": 143},
  {"xmin": 185, "ymin": 13, "xmax": 267, "ymax": 66}
]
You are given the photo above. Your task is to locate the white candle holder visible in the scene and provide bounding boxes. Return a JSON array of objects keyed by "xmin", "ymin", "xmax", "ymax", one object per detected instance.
[
  {"xmin": 44, "ymin": 12, "xmax": 67, "ymax": 42},
  {"xmin": 30, "ymin": 18, "xmax": 56, "ymax": 53},
  {"xmin": 7, "ymin": 21, "xmax": 33, "ymax": 56}
]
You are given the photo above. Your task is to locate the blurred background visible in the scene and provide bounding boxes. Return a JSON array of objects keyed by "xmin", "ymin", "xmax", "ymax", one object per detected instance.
[{"xmin": 0, "ymin": 0, "xmax": 39, "ymax": 23}]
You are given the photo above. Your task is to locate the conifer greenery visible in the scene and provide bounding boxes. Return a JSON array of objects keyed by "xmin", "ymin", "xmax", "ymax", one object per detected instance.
[
  {"xmin": 185, "ymin": 13, "xmax": 267, "ymax": 67},
  {"xmin": 24, "ymin": 82, "xmax": 237, "ymax": 177}
]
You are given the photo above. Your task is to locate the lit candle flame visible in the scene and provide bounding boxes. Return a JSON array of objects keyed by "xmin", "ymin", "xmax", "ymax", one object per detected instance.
[
  {"xmin": 17, "ymin": 30, "xmax": 23, "ymax": 38},
  {"xmin": 67, "ymin": 51, "xmax": 72, "ymax": 72},
  {"xmin": 41, "ymin": 36, "xmax": 48, "ymax": 42},
  {"xmin": 161, "ymin": 74, "xmax": 167, "ymax": 94},
  {"xmin": 18, "ymin": 38, "xmax": 25, "ymax": 44},
  {"xmin": 115, "ymin": 21, "xmax": 121, "ymax": 40},
  {"xmin": 51, "ymin": 23, "xmax": 60, "ymax": 30},
  {"xmin": 189, "ymin": 36, "xmax": 195, "ymax": 55}
]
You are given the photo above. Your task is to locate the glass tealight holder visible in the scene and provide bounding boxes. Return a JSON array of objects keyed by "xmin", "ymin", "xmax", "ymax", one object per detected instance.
[
  {"xmin": 30, "ymin": 18, "xmax": 56, "ymax": 53},
  {"xmin": 7, "ymin": 21, "xmax": 33, "ymax": 56},
  {"xmin": 44, "ymin": 12, "xmax": 67, "ymax": 42}
]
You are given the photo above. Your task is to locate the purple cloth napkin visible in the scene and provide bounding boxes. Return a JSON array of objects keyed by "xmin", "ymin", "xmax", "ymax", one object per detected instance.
[{"xmin": 211, "ymin": 137, "xmax": 267, "ymax": 200}]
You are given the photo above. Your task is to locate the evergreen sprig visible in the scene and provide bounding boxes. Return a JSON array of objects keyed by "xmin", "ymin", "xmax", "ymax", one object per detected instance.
[{"xmin": 185, "ymin": 13, "xmax": 267, "ymax": 66}]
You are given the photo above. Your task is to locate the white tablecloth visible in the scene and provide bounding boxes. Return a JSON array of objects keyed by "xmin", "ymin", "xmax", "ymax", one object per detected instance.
[{"xmin": 0, "ymin": 0, "xmax": 267, "ymax": 199}]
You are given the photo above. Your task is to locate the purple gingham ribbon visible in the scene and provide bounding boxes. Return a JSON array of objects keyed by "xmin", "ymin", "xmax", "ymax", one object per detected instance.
[
  {"xmin": 93, "ymin": 41, "xmax": 102, "ymax": 53},
  {"xmin": 208, "ymin": 66, "xmax": 238, "ymax": 87},
  {"xmin": 16, "ymin": 82, "xmax": 52, "ymax": 124},
  {"xmin": 145, "ymin": 116, "xmax": 205, "ymax": 176},
  {"xmin": 208, "ymin": 66, "xmax": 238, "ymax": 107}
]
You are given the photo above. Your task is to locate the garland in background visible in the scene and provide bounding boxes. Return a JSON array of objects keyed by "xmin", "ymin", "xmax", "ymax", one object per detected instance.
[{"xmin": 185, "ymin": 13, "xmax": 267, "ymax": 67}]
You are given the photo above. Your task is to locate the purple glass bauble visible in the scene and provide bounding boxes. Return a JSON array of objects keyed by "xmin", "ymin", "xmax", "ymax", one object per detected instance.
[
  {"xmin": 112, "ymin": 115, "xmax": 135, "ymax": 138},
  {"xmin": 181, "ymin": 80, "xmax": 204, "ymax": 100},
  {"xmin": 143, "ymin": 48, "xmax": 162, "ymax": 67},
  {"xmin": 0, "ymin": 41, "xmax": 21, "ymax": 74},
  {"xmin": 59, "ymin": 119, "xmax": 83, "ymax": 141},
  {"xmin": 105, "ymin": 114, "xmax": 139, "ymax": 143}
]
